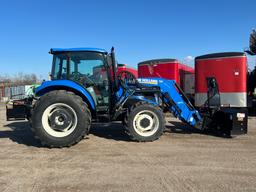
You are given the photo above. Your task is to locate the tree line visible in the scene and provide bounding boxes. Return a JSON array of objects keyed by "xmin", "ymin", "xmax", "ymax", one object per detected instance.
[{"xmin": 0, "ymin": 73, "xmax": 43, "ymax": 86}]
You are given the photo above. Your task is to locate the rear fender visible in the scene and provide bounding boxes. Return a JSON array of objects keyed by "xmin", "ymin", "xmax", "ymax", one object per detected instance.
[{"xmin": 35, "ymin": 80, "xmax": 96, "ymax": 111}]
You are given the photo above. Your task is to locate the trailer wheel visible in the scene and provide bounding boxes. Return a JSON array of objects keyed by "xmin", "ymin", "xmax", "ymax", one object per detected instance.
[
  {"xmin": 31, "ymin": 90, "xmax": 91, "ymax": 148},
  {"xmin": 124, "ymin": 102, "xmax": 165, "ymax": 142}
]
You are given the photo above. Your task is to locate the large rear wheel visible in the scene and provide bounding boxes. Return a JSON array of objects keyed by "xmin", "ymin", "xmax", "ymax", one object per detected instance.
[{"xmin": 31, "ymin": 90, "xmax": 91, "ymax": 148}]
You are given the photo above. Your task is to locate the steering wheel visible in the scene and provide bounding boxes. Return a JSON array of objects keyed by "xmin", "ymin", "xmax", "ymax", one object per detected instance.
[
  {"xmin": 71, "ymin": 71, "xmax": 95, "ymax": 87},
  {"xmin": 117, "ymin": 70, "xmax": 139, "ymax": 89}
]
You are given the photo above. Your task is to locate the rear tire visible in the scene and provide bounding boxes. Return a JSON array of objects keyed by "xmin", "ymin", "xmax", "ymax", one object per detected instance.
[
  {"xmin": 124, "ymin": 102, "xmax": 165, "ymax": 142},
  {"xmin": 31, "ymin": 90, "xmax": 91, "ymax": 148}
]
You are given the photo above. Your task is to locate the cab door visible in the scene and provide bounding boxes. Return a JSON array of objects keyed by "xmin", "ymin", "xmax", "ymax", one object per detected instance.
[{"xmin": 68, "ymin": 52, "xmax": 110, "ymax": 111}]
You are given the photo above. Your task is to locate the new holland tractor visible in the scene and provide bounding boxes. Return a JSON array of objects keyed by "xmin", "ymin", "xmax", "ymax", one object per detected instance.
[
  {"xmin": 6, "ymin": 47, "xmax": 203, "ymax": 147},
  {"xmin": 6, "ymin": 47, "xmax": 247, "ymax": 148}
]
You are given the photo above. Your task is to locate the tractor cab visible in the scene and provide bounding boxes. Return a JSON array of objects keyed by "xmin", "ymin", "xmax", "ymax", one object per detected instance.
[{"xmin": 49, "ymin": 48, "xmax": 119, "ymax": 114}]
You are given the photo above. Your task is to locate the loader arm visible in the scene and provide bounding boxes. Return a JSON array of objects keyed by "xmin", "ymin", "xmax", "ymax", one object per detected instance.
[{"xmin": 138, "ymin": 78, "xmax": 202, "ymax": 127}]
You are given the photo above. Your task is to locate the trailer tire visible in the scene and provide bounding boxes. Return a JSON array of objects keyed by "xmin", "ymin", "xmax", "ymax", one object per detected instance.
[
  {"xmin": 124, "ymin": 102, "xmax": 165, "ymax": 142},
  {"xmin": 31, "ymin": 90, "xmax": 91, "ymax": 148}
]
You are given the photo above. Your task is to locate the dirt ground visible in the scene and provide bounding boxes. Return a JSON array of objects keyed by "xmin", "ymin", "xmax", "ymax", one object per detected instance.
[{"xmin": 0, "ymin": 104, "xmax": 256, "ymax": 192}]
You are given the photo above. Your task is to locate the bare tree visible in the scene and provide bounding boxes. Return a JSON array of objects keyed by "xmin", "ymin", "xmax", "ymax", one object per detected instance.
[{"xmin": 0, "ymin": 73, "xmax": 42, "ymax": 86}]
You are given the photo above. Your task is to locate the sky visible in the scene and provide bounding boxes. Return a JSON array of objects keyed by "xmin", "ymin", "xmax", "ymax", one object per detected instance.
[{"xmin": 0, "ymin": 0, "xmax": 256, "ymax": 79}]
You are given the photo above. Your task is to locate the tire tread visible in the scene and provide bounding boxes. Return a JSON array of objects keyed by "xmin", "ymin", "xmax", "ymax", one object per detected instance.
[
  {"xmin": 123, "ymin": 101, "xmax": 165, "ymax": 142},
  {"xmin": 31, "ymin": 90, "xmax": 91, "ymax": 148}
]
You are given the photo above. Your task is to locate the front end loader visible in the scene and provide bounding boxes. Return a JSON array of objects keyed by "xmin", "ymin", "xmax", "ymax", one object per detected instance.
[{"xmin": 5, "ymin": 47, "xmax": 245, "ymax": 148}]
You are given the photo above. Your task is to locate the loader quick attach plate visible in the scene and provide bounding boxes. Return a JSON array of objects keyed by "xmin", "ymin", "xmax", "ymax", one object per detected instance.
[{"xmin": 6, "ymin": 99, "xmax": 27, "ymax": 120}]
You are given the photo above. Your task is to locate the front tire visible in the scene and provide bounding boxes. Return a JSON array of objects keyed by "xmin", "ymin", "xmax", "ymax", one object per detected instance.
[
  {"xmin": 124, "ymin": 102, "xmax": 165, "ymax": 142},
  {"xmin": 31, "ymin": 90, "xmax": 91, "ymax": 148}
]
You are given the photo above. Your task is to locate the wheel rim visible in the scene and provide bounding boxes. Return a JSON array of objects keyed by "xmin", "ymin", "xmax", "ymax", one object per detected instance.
[
  {"xmin": 42, "ymin": 103, "xmax": 78, "ymax": 137},
  {"xmin": 133, "ymin": 110, "xmax": 160, "ymax": 137}
]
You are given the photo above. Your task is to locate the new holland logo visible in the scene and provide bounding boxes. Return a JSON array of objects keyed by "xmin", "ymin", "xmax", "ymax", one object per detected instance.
[{"xmin": 138, "ymin": 78, "xmax": 158, "ymax": 85}]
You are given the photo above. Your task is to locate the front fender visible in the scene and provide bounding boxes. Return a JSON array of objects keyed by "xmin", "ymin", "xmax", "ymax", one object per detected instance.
[{"xmin": 35, "ymin": 80, "xmax": 96, "ymax": 110}]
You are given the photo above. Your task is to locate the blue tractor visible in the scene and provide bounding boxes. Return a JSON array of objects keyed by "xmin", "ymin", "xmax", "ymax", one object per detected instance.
[{"xmin": 7, "ymin": 47, "xmax": 202, "ymax": 147}]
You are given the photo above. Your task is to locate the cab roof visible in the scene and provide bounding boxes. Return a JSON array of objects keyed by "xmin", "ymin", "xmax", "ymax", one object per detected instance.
[{"xmin": 50, "ymin": 47, "xmax": 108, "ymax": 54}]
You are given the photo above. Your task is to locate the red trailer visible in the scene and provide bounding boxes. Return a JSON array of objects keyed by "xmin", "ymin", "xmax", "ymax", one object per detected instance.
[
  {"xmin": 138, "ymin": 59, "xmax": 194, "ymax": 92},
  {"xmin": 93, "ymin": 63, "xmax": 138, "ymax": 80},
  {"xmin": 195, "ymin": 52, "xmax": 248, "ymax": 135},
  {"xmin": 195, "ymin": 52, "xmax": 247, "ymax": 107},
  {"xmin": 117, "ymin": 64, "xmax": 138, "ymax": 78}
]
